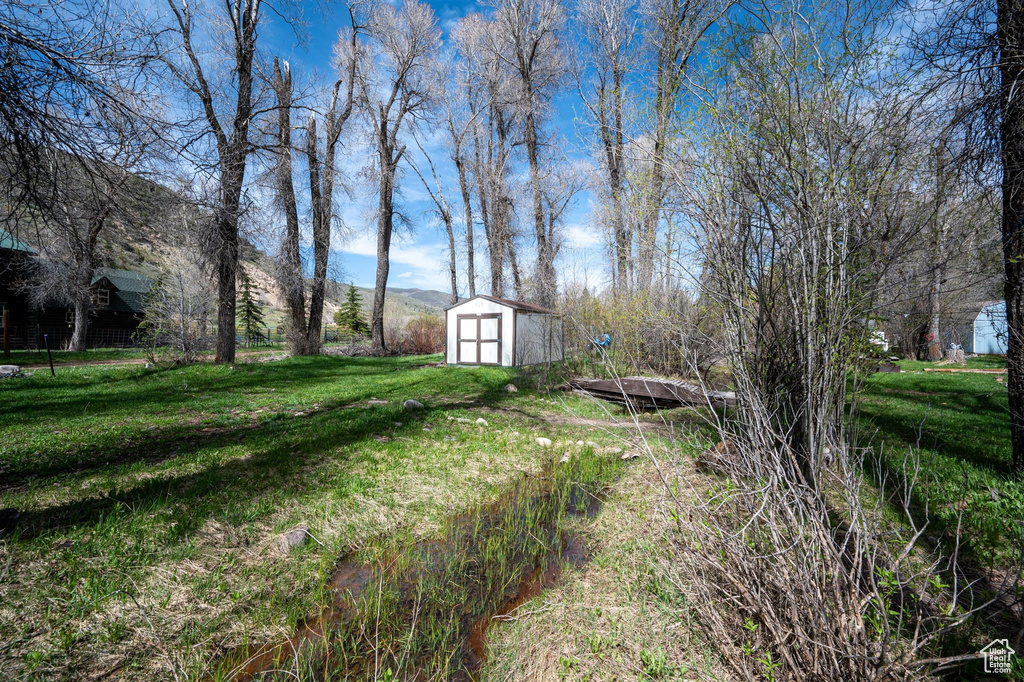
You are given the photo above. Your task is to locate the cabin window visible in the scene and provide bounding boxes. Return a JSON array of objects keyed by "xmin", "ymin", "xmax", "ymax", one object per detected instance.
[{"xmin": 92, "ymin": 288, "xmax": 110, "ymax": 306}]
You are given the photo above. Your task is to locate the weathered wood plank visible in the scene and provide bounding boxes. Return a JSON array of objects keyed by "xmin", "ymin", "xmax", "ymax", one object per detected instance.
[{"xmin": 567, "ymin": 376, "xmax": 736, "ymax": 409}]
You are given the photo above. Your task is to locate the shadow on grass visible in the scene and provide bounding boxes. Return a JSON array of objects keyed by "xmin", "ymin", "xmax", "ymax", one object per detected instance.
[
  {"xmin": 0, "ymin": 357, "xmax": 414, "ymax": 429},
  {"xmin": 3, "ymin": 357, "xmax": 521, "ymax": 544},
  {"xmin": 854, "ymin": 385, "xmax": 1023, "ymax": 672},
  {"xmin": 856, "ymin": 381, "xmax": 1012, "ymax": 479}
]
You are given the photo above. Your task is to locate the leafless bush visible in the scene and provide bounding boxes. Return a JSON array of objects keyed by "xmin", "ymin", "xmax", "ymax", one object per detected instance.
[
  {"xmin": 137, "ymin": 256, "xmax": 214, "ymax": 364},
  {"xmin": 401, "ymin": 314, "xmax": 445, "ymax": 354},
  {"xmin": 560, "ymin": 288, "xmax": 724, "ymax": 380},
  {"xmin": 666, "ymin": 426, "xmax": 997, "ymax": 680}
]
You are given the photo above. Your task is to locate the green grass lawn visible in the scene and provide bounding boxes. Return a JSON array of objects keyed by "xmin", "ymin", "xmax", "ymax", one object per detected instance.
[
  {"xmin": 4, "ymin": 347, "xmax": 152, "ymax": 365},
  {"xmin": 856, "ymin": 356, "xmax": 1024, "ymax": 567},
  {"xmin": 0, "ymin": 354, "xmax": 644, "ymax": 680},
  {"xmin": 4, "ymin": 344, "xmax": 290, "ymax": 366}
]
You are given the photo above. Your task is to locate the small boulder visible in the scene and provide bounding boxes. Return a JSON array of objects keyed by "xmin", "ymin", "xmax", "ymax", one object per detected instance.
[
  {"xmin": 575, "ymin": 440, "xmax": 584, "ymax": 446},
  {"xmin": 403, "ymin": 399, "xmax": 424, "ymax": 412},
  {"xmin": 279, "ymin": 526, "xmax": 309, "ymax": 553},
  {"xmin": 620, "ymin": 451, "xmax": 641, "ymax": 461},
  {"xmin": 599, "ymin": 446, "xmax": 622, "ymax": 456},
  {"xmin": 535, "ymin": 437, "xmax": 552, "ymax": 448},
  {"xmin": 0, "ymin": 365, "xmax": 21, "ymax": 379},
  {"xmin": 455, "ymin": 417, "xmax": 473, "ymax": 424},
  {"xmin": 504, "ymin": 383, "xmax": 518, "ymax": 393},
  {"xmin": 475, "ymin": 418, "xmax": 489, "ymax": 427}
]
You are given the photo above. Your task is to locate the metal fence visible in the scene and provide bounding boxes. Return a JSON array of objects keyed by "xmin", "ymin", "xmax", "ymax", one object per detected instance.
[{"xmin": 2, "ymin": 325, "xmax": 142, "ymax": 350}]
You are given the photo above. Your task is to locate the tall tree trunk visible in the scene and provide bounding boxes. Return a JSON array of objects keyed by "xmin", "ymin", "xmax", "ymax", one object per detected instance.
[
  {"xmin": 214, "ymin": 204, "xmax": 240, "ymax": 364},
  {"xmin": 639, "ymin": 95, "xmax": 669, "ymax": 291},
  {"xmin": 305, "ymin": 116, "xmax": 327, "ymax": 354},
  {"xmin": 480, "ymin": 107, "xmax": 504, "ymax": 297},
  {"xmin": 926, "ymin": 139, "xmax": 948, "ymax": 362},
  {"xmin": 454, "ymin": 146, "xmax": 475, "ymax": 298},
  {"xmin": 211, "ymin": 7, "xmax": 257, "ymax": 366},
  {"xmin": 372, "ymin": 160, "xmax": 396, "ymax": 351},
  {"xmin": 272, "ymin": 58, "xmax": 307, "ymax": 355},
  {"xmin": 507, "ymin": 234, "xmax": 523, "ymax": 300},
  {"xmin": 69, "ymin": 207, "xmax": 108, "ymax": 351},
  {"xmin": 445, "ymin": 214, "xmax": 458, "ymax": 304},
  {"xmin": 999, "ymin": 0, "xmax": 1024, "ymax": 475},
  {"xmin": 524, "ymin": 107, "xmax": 554, "ymax": 306},
  {"xmin": 69, "ymin": 297, "xmax": 90, "ymax": 351},
  {"xmin": 597, "ymin": 68, "xmax": 628, "ymax": 290}
]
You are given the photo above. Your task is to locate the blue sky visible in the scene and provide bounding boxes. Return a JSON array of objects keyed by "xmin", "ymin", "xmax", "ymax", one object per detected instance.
[{"xmin": 258, "ymin": 0, "xmax": 606, "ymax": 295}]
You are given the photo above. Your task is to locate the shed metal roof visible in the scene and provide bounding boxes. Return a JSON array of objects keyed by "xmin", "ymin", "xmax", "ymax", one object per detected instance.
[{"xmin": 445, "ymin": 294, "xmax": 556, "ymax": 314}]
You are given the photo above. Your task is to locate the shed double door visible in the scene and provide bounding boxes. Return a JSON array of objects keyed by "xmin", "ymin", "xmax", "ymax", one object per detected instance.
[{"xmin": 457, "ymin": 313, "xmax": 502, "ymax": 365}]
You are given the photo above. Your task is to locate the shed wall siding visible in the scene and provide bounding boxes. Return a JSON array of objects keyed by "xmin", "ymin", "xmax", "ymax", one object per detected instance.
[
  {"xmin": 514, "ymin": 313, "xmax": 564, "ymax": 366},
  {"xmin": 974, "ymin": 303, "xmax": 1008, "ymax": 355}
]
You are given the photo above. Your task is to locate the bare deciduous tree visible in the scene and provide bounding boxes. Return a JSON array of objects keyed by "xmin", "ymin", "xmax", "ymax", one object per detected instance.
[
  {"xmin": 359, "ymin": 0, "xmax": 440, "ymax": 352},
  {"xmin": 634, "ymin": 0, "xmax": 725, "ymax": 289},
  {"xmin": 271, "ymin": 58, "xmax": 308, "ymax": 353},
  {"xmin": 574, "ymin": 0, "xmax": 637, "ymax": 290},
  {"xmin": 161, "ymin": 0, "xmax": 265, "ymax": 364},
  {"xmin": 304, "ymin": 15, "xmax": 361, "ymax": 355},
  {"xmin": 490, "ymin": 0, "xmax": 565, "ymax": 307},
  {"xmin": 0, "ymin": 0, "xmax": 155, "ymax": 220}
]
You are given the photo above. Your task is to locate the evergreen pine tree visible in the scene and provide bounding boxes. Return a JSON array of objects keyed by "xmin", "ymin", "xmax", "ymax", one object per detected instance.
[
  {"xmin": 333, "ymin": 283, "xmax": 369, "ymax": 335},
  {"xmin": 238, "ymin": 270, "xmax": 265, "ymax": 345}
]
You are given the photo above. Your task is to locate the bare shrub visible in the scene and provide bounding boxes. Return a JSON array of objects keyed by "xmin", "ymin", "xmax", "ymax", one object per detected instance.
[
  {"xmin": 401, "ymin": 314, "xmax": 444, "ymax": 354},
  {"xmin": 560, "ymin": 288, "xmax": 724, "ymax": 380},
  {"xmin": 667, "ymin": 431, "xmax": 999, "ymax": 679},
  {"xmin": 137, "ymin": 256, "xmax": 214, "ymax": 364}
]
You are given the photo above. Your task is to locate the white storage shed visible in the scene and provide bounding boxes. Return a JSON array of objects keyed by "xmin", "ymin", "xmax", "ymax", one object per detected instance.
[{"xmin": 445, "ymin": 295, "xmax": 564, "ymax": 367}]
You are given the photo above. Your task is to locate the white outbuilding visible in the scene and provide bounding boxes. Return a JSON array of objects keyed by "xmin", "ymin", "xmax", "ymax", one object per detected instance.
[{"xmin": 444, "ymin": 295, "xmax": 564, "ymax": 367}]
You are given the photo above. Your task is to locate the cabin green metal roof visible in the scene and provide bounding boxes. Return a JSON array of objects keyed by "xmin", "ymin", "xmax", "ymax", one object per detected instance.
[
  {"xmin": 90, "ymin": 268, "xmax": 152, "ymax": 314},
  {"xmin": 92, "ymin": 267, "xmax": 152, "ymax": 293},
  {"xmin": 0, "ymin": 229, "xmax": 35, "ymax": 253}
]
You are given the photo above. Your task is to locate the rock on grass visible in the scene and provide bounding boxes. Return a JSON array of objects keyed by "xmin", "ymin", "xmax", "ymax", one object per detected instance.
[{"xmin": 279, "ymin": 526, "xmax": 309, "ymax": 552}]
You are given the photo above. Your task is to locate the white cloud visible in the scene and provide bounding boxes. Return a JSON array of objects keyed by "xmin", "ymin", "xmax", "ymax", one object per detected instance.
[
  {"xmin": 563, "ymin": 223, "xmax": 604, "ymax": 249},
  {"xmin": 338, "ymin": 232, "xmax": 452, "ymax": 290}
]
